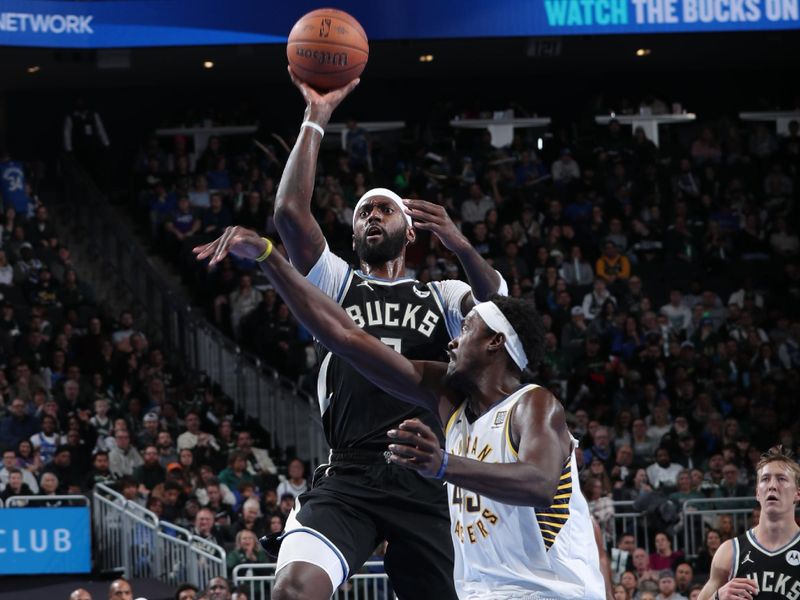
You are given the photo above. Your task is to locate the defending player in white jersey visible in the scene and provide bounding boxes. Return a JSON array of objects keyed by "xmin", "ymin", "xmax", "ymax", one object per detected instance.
[{"xmin": 195, "ymin": 230, "xmax": 605, "ymax": 599}]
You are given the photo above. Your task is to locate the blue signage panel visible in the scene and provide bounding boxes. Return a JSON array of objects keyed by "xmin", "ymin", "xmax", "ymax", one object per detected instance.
[
  {"xmin": 0, "ymin": 0, "xmax": 797, "ymax": 48},
  {"xmin": 0, "ymin": 507, "xmax": 91, "ymax": 574}
]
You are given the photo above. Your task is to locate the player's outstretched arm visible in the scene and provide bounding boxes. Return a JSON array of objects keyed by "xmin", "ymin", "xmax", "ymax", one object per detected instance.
[
  {"xmin": 697, "ymin": 540, "xmax": 758, "ymax": 600},
  {"xmin": 388, "ymin": 387, "xmax": 567, "ymax": 506},
  {"xmin": 196, "ymin": 230, "xmax": 444, "ymax": 414},
  {"xmin": 274, "ymin": 68, "xmax": 359, "ymax": 275},
  {"xmin": 403, "ymin": 198, "xmax": 504, "ymax": 311}
]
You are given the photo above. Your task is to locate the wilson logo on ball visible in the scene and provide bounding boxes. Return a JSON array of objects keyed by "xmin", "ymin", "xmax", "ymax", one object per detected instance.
[{"xmin": 295, "ymin": 47, "xmax": 349, "ymax": 66}]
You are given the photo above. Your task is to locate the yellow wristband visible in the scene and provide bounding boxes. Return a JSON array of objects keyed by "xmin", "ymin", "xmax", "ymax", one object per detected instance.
[{"xmin": 255, "ymin": 237, "xmax": 273, "ymax": 262}]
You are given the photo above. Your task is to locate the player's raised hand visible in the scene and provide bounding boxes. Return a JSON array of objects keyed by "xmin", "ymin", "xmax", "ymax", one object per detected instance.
[
  {"xmin": 387, "ymin": 418, "xmax": 446, "ymax": 479},
  {"xmin": 402, "ymin": 199, "xmax": 466, "ymax": 252},
  {"xmin": 288, "ymin": 66, "xmax": 360, "ymax": 126},
  {"xmin": 717, "ymin": 578, "xmax": 759, "ymax": 599},
  {"xmin": 192, "ymin": 226, "xmax": 268, "ymax": 267}
]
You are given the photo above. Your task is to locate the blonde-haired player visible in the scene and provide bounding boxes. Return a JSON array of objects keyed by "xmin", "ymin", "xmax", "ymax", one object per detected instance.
[{"xmin": 698, "ymin": 445, "xmax": 800, "ymax": 600}]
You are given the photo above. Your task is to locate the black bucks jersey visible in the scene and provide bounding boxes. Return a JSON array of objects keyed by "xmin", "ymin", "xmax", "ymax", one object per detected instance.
[
  {"xmin": 731, "ymin": 528, "xmax": 800, "ymax": 598},
  {"xmin": 307, "ymin": 246, "xmax": 471, "ymax": 450}
]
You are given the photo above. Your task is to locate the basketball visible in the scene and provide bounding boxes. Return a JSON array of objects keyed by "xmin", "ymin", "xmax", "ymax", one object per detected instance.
[{"xmin": 287, "ymin": 8, "xmax": 369, "ymax": 91}]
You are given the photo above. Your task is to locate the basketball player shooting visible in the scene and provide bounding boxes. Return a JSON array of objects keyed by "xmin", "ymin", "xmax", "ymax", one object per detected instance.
[
  {"xmin": 194, "ymin": 230, "xmax": 605, "ymax": 600},
  {"xmin": 195, "ymin": 70, "xmax": 506, "ymax": 600},
  {"xmin": 698, "ymin": 446, "xmax": 800, "ymax": 600}
]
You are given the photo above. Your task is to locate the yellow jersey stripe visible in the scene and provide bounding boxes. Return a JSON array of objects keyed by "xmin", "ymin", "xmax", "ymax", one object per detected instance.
[
  {"xmin": 505, "ymin": 404, "xmax": 518, "ymax": 459},
  {"xmin": 559, "ymin": 472, "xmax": 571, "ymax": 480},
  {"xmin": 552, "ymin": 493, "xmax": 572, "ymax": 500},
  {"xmin": 444, "ymin": 406, "xmax": 462, "ymax": 436},
  {"xmin": 536, "ymin": 513, "xmax": 569, "ymax": 520},
  {"xmin": 557, "ymin": 482, "xmax": 571, "ymax": 490},
  {"xmin": 537, "ymin": 521, "xmax": 566, "ymax": 529}
]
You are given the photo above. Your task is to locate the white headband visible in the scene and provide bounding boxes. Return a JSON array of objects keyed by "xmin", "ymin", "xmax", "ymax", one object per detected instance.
[
  {"xmin": 352, "ymin": 188, "xmax": 412, "ymax": 228},
  {"xmin": 472, "ymin": 301, "xmax": 528, "ymax": 371}
]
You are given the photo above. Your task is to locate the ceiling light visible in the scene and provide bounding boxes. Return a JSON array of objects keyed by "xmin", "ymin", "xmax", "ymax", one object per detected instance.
[
  {"xmin": 27, "ymin": 65, "xmax": 40, "ymax": 74},
  {"xmin": 203, "ymin": 60, "xmax": 215, "ymax": 69},
  {"xmin": 418, "ymin": 54, "xmax": 434, "ymax": 63},
  {"xmin": 635, "ymin": 48, "xmax": 652, "ymax": 57}
]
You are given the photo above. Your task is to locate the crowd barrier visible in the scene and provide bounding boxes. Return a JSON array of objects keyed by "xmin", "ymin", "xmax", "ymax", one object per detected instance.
[
  {"xmin": 233, "ymin": 562, "xmax": 395, "ymax": 600},
  {"xmin": 60, "ymin": 155, "xmax": 329, "ymax": 467},
  {"xmin": 92, "ymin": 483, "xmax": 226, "ymax": 589},
  {"xmin": 681, "ymin": 496, "xmax": 757, "ymax": 560}
]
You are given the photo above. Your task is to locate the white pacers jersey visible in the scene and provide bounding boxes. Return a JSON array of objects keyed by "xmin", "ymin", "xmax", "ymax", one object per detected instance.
[{"xmin": 444, "ymin": 384, "xmax": 605, "ymax": 600}]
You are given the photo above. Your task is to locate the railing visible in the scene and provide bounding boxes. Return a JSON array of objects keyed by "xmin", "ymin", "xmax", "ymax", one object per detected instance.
[
  {"xmin": 233, "ymin": 562, "xmax": 395, "ymax": 600},
  {"xmin": 609, "ymin": 500, "xmax": 651, "ymax": 554},
  {"xmin": 682, "ymin": 496, "xmax": 757, "ymax": 560},
  {"xmin": 4, "ymin": 495, "xmax": 90, "ymax": 508},
  {"xmin": 60, "ymin": 155, "xmax": 329, "ymax": 467},
  {"xmin": 92, "ymin": 483, "xmax": 226, "ymax": 589}
]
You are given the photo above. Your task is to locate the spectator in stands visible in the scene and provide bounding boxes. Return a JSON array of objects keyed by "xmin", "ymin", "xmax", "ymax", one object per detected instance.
[
  {"xmin": 0, "ymin": 447, "xmax": 38, "ymax": 491},
  {"xmin": 646, "ymin": 448, "xmax": 683, "ymax": 490},
  {"xmin": 655, "ymin": 569, "xmax": 686, "ymax": 600},
  {"xmin": 560, "ymin": 244, "xmax": 594, "ymax": 287},
  {"xmin": 582, "ymin": 278, "xmax": 616, "ymax": 321},
  {"xmin": 0, "ymin": 397, "xmax": 38, "ymax": 449},
  {"xmin": 668, "ymin": 469, "xmax": 703, "ymax": 507},
  {"xmin": 235, "ymin": 430, "xmax": 276, "ymax": 481},
  {"xmin": 649, "ymin": 532, "xmax": 683, "ymax": 571},
  {"xmin": 552, "ymin": 148, "xmax": 580, "ymax": 185},
  {"xmin": 692, "ymin": 528, "xmax": 719, "ymax": 576},
  {"xmin": 205, "ymin": 576, "xmax": 232, "ymax": 600},
  {"xmin": 43, "ymin": 445, "xmax": 79, "ymax": 492},
  {"xmin": 460, "ymin": 183, "xmax": 495, "ymax": 224},
  {"xmin": 276, "ymin": 457, "xmax": 308, "ymax": 500},
  {"xmin": 674, "ymin": 562, "xmax": 694, "ymax": 597},
  {"xmin": 596, "ymin": 240, "xmax": 631, "ymax": 289},
  {"xmin": 156, "ymin": 430, "xmax": 178, "ymax": 467},
  {"xmin": 633, "ymin": 546, "xmax": 659, "ymax": 586},
  {"xmin": 108, "ymin": 428, "xmax": 143, "ymax": 477},
  {"xmin": 38, "ymin": 471, "xmax": 61, "ymax": 503},
  {"xmin": 226, "ymin": 529, "xmax": 268, "ymax": 576},
  {"xmin": 164, "ymin": 195, "xmax": 200, "ymax": 252},
  {"xmin": 108, "ymin": 578, "xmax": 133, "ymax": 600},
  {"xmin": 227, "ymin": 274, "xmax": 262, "ymax": 338},
  {"xmin": 0, "ymin": 467, "xmax": 34, "ymax": 500},
  {"xmin": 134, "ymin": 444, "xmax": 166, "ymax": 494},
  {"xmin": 715, "ymin": 462, "xmax": 751, "ymax": 499},
  {"xmin": 193, "ymin": 507, "xmax": 229, "ymax": 549},
  {"xmin": 218, "ymin": 451, "xmax": 254, "ymax": 493},
  {"xmin": 137, "ymin": 412, "xmax": 160, "ymax": 448},
  {"xmin": 175, "ymin": 584, "xmax": 198, "ymax": 600},
  {"xmin": 68, "ymin": 588, "xmax": 92, "ymax": 600},
  {"xmin": 609, "ymin": 534, "xmax": 635, "ymax": 583},
  {"xmin": 177, "ymin": 411, "xmax": 218, "ymax": 452},
  {"xmin": 87, "ymin": 450, "xmax": 115, "ymax": 490},
  {"xmin": 584, "ymin": 425, "xmax": 613, "ymax": 469},
  {"xmin": 230, "ymin": 497, "xmax": 265, "ymax": 538}
]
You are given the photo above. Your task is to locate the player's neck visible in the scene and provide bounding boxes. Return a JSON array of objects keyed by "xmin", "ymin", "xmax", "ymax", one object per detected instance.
[
  {"xmin": 359, "ymin": 255, "xmax": 406, "ymax": 280},
  {"xmin": 755, "ymin": 513, "xmax": 800, "ymax": 549},
  {"xmin": 465, "ymin": 367, "xmax": 521, "ymax": 417}
]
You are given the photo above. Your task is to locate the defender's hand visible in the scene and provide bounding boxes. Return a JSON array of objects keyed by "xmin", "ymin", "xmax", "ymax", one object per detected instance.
[
  {"xmin": 193, "ymin": 226, "xmax": 268, "ymax": 267},
  {"xmin": 387, "ymin": 418, "xmax": 445, "ymax": 479}
]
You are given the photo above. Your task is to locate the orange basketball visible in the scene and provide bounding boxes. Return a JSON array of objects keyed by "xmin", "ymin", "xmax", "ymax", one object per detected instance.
[{"xmin": 287, "ymin": 8, "xmax": 369, "ymax": 91}]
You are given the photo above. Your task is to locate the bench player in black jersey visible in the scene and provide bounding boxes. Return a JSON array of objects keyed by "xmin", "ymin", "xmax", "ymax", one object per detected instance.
[
  {"xmin": 698, "ymin": 446, "xmax": 800, "ymax": 600},
  {"xmin": 194, "ymin": 70, "xmax": 505, "ymax": 600}
]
